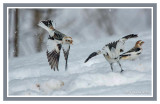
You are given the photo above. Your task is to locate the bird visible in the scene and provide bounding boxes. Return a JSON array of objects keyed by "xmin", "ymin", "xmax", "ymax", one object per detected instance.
[
  {"xmin": 84, "ymin": 34, "xmax": 138, "ymax": 72},
  {"xmin": 119, "ymin": 40, "xmax": 144, "ymax": 60},
  {"xmin": 38, "ymin": 20, "xmax": 73, "ymax": 71}
]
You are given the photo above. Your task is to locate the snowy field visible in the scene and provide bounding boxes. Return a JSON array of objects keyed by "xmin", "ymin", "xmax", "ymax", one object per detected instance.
[{"xmin": 8, "ymin": 31, "xmax": 152, "ymax": 96}]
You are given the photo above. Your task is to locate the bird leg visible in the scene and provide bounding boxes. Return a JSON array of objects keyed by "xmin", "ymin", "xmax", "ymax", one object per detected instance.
[
  {"xmin": 117, "ymin": 61, "xmax": 124, "ymax": 72},
  {"xmin": 110, "ymin": 63, "xmax": 113, "ymax": 72}
]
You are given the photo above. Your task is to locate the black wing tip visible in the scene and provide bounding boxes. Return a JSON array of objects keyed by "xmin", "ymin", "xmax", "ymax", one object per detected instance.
[
  {"xmin": 40, "ymin": 20, "xmax": 53, "ymax": 27},
  {"xmin": 123, "ymin": 34, "xmax": 138, "ymax": 39},
  {"xmin": 84, "ymin": 52, "xmax": 98, "ymax": 63},
  {"xmin": 47, "ymin": 50, "xmax": 60, "ymax": 72},
  {"xmin": 130, "ymin": 34, "xmax": 138, "ymax": 37},
  {"xmin": 51, "ymin": 66, "xmax": 59, "ymax": 71},
  {"xmin": 84, "ymin": 59, "xmax": 88, "ymax": 63},
  {"xmin": 65, "ymin": 59, "xmax": 68, "ymax": 71},
  {"xmin": 84, "ymin": 57, "xmax": 91, "ymax": 63}
]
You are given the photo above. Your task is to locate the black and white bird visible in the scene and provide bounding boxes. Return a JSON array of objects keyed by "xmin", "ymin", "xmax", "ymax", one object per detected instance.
[
  {"xmin": 120, "ymin": 40, "xmax": 144, "ymax": 60},
  {"xmin": 84, "ymin": 34, "xmax": 138, "ymax": 72},
  {"xmin": 38, "ymin": 20, "xmax": 73, "ymax": 71}
]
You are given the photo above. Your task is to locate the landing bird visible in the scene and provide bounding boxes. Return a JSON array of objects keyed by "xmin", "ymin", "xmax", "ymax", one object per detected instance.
[
  {"xmin": 38, "ymin": 20, "xmax": 73, "ymax": 71},
  {"xmin": 84, "ymin": 34, "xmax": 138, "ymax": 72},
  {"xmin": 120, "ymin": 40, "xmax": 144, "ymax": 60}
]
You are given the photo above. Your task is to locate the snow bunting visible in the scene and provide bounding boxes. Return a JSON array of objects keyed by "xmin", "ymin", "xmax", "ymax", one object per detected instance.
[
  {"xmin": 120, "ymin": 40, "xmax": 144, "ymax": 60},
  {"xmin": 84, "ymin": 34, "xmax": 138, "ymax": 72},
  {"xmin": 38, "ymin": 20, "xmax": 73, "ymax": 71}
]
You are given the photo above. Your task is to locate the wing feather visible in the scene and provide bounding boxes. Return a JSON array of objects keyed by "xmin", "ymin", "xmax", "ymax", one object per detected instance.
[
  {"xmin": 62, "ymin": 44, "xmax": 70, "ymax": 71},
  {"xmin": 103, "ymin": 34, "xmax": 138, "ymax": 59},
  {"xmin": 46, "ymin": 39, "xmax": 62, "ymax": 71}
]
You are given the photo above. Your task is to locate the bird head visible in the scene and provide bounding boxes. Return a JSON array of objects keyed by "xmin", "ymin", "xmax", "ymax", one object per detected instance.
[
  {"xmin": 135, "ymin": 40, "xmax": 144, "ymax": 48},
  {"xmin": 63, "ymin": 37, "xmax": 73, "ymax": 45}
]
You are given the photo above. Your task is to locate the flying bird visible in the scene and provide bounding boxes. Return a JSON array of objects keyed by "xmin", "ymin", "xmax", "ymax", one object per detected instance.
[
  {"xmin": 38, "ymin": 20, "xmax": 73, "ymax": 71},
  {"xmin": 120, "ymin": 40, "xmax": 144, "ymax": 60},
  {"xmin": 84, "ymin": 34, "xmax": 138, "ymax": 72}
]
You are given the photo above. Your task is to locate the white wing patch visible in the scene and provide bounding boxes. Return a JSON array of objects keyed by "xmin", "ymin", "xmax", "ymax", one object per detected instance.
[{"xmin": 47, "ymin": 39, "xmax": 61, "ymax": 52}]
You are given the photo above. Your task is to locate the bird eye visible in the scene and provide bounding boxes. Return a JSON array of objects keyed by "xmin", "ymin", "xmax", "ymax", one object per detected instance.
[{"xmin": 66, "ymin": 40, "xmax": 70, "ymax": 42}]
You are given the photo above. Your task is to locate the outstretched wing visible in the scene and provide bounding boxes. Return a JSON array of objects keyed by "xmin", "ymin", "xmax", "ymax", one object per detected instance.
[
  {"xmin": 46, "ymin": 39, "xmax": 62, "ymax": 71},
  {"xmin": 62, "ymin": 44, "xmax": 70, "ymax": 71},
  {"xmin": 103, "ymin": 34, "xmax": 138, "ymax": 59},
  {"xmin": 117, "ymin": 34, "xmax": 138, "ymax": 52},
  {"xmin": 119, "ymin": 48, "xmax": 141, "ymax": 60},
  {"xmin": 38, "ymin": 20, "xmax": 54, "ymax": 33}
]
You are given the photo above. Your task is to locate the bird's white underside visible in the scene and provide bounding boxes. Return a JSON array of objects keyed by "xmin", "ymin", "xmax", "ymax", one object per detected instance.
[
  {"xmin": 47, "ymin": 39, "xmax": 61, "ymax": 52},
  {"xmin": 47, "ymin": 39, "xmax": 70, "ymax": 54}
]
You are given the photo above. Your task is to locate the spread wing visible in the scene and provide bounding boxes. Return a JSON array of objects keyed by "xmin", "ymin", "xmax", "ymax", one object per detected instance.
[
  {"xmin": 120, "ymin": 48, "xmax": 141, "ymax": 56},
  {"xmin": 103, "ymin": 34, "xmax": 138, "ymax": 59},
  {"xmin": 62, "ymin": 44, "xmax": 70, "ymax": 71},
  {"xmin": 103, "ymin": 40, "xmax": 124, "ymax": 59},
  {"xmin": 119, "ymin": 48, "xmax": 142, "ymax": 60},
  {"xmin": 46, "ymin": 39, "xmax": 62, "ymax": 71}
]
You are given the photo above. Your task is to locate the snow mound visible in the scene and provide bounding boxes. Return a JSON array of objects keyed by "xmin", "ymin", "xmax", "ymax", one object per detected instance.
[
  {"xmin": 68, "ymin": 71, "xmax": 145, "ymax": 92},
  {"xmin": 37, "ymin": 79, "xmax": 64, "ymax": 94},
  {"xmin": 9, "ymin": 78, "xmax": 64, "ymax": 95}
]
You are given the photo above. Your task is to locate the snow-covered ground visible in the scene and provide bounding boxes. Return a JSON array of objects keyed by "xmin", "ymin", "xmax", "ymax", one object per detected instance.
[{"xmin": 8, "ymin": 31, "xmax": 152, "ymax": 96}]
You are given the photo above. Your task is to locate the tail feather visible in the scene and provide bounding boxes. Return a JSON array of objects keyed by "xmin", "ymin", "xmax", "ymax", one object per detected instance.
[
  {"xmin": 38, "ymin": 20, "xmax": 54, "ymax": 32},
  {"xmin": 84, "ymin": 50, "xmax": 101, "ymax": 63},
  {"xmin": 122, "ymin": 34, "xmax": 138, "ymax": 40}
]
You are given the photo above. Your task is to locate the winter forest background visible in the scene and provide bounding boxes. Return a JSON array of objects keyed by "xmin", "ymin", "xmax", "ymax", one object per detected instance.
[
  {"xmin": 9, "ymin": 8, "xmax": 151, "ymax": 57},
  {"xmin": 8, "ymin": 8, "xmax": 152, "ymax": 96}
]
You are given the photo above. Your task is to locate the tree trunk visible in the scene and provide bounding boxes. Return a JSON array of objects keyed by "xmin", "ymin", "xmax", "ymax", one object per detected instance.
[
  {"xmin": 14, "ymin": 9, "xmax": 19, "ymax": 57},
  {"xmin": 34, "ymin": 9, "xmax": 43, "ymax": 52}
]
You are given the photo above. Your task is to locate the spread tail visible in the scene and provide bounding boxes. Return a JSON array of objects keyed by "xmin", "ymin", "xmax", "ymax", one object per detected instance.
[{"xmin": 84, "ymin": 50, "xmax": 101, "ymax": 63}]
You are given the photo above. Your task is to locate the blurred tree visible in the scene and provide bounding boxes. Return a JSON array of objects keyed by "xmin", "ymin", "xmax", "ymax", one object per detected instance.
[
  {"xmin": 14, "ymin": 9, "xmax": 19, "ymax": 57},
  {"xmin": 8, "ymin": 8, "xmax": 151, "ymax": 57},
  {"xmin": 84, "ymin": 9, "xmax": 116, "ymax": 36},
  {"xmin": 34, "ymin": 9, "xmax": 53, "ymax": 52},
  {"xmin": 144, "ymin": 9, "xmax": 151, "ymax": 29},
  {"xmin": 96, "ymin": 9, "xmax": 116, "ymax": 35},
  {"xmin": 8, "ymin": 9, "xmax": 12, "ymax": 57}
]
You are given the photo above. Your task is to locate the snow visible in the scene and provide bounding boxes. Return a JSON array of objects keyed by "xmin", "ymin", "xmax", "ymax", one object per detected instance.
[{"xmin": 8, "ymin": 31, "xmax": 152, "ymax": 96}]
